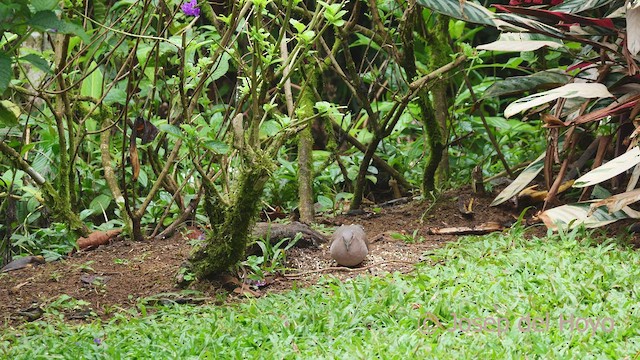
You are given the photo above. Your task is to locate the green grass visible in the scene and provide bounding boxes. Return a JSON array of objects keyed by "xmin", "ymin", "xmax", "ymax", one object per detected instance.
[{"xmin": 2, "ymin": 227, "xmax": 640, "ymax": 359}]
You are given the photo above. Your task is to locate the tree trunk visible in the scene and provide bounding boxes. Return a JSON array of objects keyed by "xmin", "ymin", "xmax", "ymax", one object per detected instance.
[
  {"xmin": 297, "ymin": 68, "xmax": 318, "ymax": 223},
  {"xmin": 422, "ymin": 15, "xmax": 453, "ymax": 192},
  {"xmin": 189, "ymin": 158, "xmax": 272, "ymax": 279},
  {"xmin": 350, "ymin": 136, "xmax": 382, "ymax": 210}
]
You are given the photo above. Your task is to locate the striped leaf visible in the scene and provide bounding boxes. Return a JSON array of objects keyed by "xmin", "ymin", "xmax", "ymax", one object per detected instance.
[
  {"xmin": 490, "ymin": 152, "xmax": 545, "ymax": 206},
  {"xmin": 477, "ymin": 33, "xmax": 563, "ymax": 52},
  {"xmin": 494, "ymin": 13, "xmax": 567, "ymax": 38},
  {"xmin": 539, "ymin": 202, "xmax": 640, "ymax": 231},
  {"xmin": 504, "ymin": 83, "xmax": 613, "ymax": 118},
  {"xmin": 550, "ymin": 0, "xmax": 615, "ymax": 14},
  {"xmin": 588, "ymin": 188, "xmax": 640, "ymax": 215},
  {"xmin": 574, "ymin": 147, "xmax": 640, "ymax": 187},
  {"xmin": 483, "ymin": 70, "xmax": 569, "ymax": 98},
  {"xmin": 416, "ymin": 0, "xmax": 496, "ymax": 27}
]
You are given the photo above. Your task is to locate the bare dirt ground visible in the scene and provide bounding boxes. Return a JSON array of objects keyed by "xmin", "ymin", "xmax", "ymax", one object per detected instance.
[{"xmin": 0, "ymin": 186, "xmax": 635, "ymax": 328}]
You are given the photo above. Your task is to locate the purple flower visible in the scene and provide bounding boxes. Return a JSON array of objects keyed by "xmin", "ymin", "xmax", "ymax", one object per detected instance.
[{"xmin": 181, "ymin": 0, "xmax": 200, "ymax": 17}]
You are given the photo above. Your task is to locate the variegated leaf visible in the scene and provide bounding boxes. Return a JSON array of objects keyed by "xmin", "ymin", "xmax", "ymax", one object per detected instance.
[
  {"xmin": 589, "ymin": 188, "xmax": 640, "ymax": 215},
  {"xmin": 494, "ymin": 13, "xmax": 567, "ymax": 38},
  {"xmin": 490, "ymin": 152, "xmax": 545, "ymax": 207},
  {"xmin": 477, "ymin": 33, "xmax": 563, "ymax": 52},
  {"xmin": 539, "ymin": 202, "xmax": 640, "ymax": 231},
  {"xmin": 477, "ymin": 40, "xmax": 562, "ymax": 52},
  {"xmin": 416, "ymin": 0, "xmax": 496, "ymax": 27},
  {"xmin": 483, "ymin": 70, "xmax": 569, "ymax": 98},
  {"xmin": 626, "ymin": 163, "xmax": 640, "ymax": 191},
  {"xmin": 504, "ymin": 83, "xmax": 613, "ymax": 118},
  {"xmin": 550, "ymin": 0, "xmax": 615, "ymax": 14},
  {"xmin": 574, "ymin": 147, "xmax": 640, "ymax": 187}
]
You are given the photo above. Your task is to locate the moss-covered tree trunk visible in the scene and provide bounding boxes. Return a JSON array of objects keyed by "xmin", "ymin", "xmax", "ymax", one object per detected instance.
[
  {"xmin": 297, "ymin": 67, "xmax": 319, "ymax": 224},
  {"xmin": 422, "ymin": 15, "xmax": 453, "ymax": 192},
  {"xmin": 189, "ymin": 174, "xmax": 262, "ymax": 277},
  {"xmin": 189, "ymin": 158, "xmax": 272, "ymax": 278},
  {"xmin": 0, "ymin": 141, "xmax": 89, "ymax": 236}
]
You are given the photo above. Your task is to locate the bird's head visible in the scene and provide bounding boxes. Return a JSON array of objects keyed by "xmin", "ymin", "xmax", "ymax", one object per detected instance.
[{"xmin": 341, "ymin": 230, "xmax": 353, "ymax": 251}]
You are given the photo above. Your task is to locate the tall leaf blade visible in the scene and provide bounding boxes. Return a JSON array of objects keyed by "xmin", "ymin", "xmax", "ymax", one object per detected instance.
[{"xmin": 81, "ymin": 62, "xmax": 104, "ymax": 99}]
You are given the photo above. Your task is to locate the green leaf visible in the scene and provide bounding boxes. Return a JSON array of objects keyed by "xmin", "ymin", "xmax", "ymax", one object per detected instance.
[
  {"xmin": 0, "ymin": 100, "xmax": 20, "ymax": 126},
  {"xmin": 103, "ymin": 88, "xmax": 128, "ymax": 105},
  {"xmin": 0, "ymin": 52, "xmax": 11, "ymax": 94},
  {"xmin": 0, "ymin": 127, "xmax": 22, "ymax": 137},
  {"xmin": 203, "ymin": 140, "xmax": 230, "ymax": 155},
  {"xmin": 28, "ymin": 10, "xmax": 64, "ymax": 30},
  {"xmin": 351, "ymin": 33, "xmax": 381, "ymax": 51},
  {"xmin": 299, "ymin": 30, "xmax": 315, "ymax": 43},
  {"xmin": 31, "ymin": 0, "xmax": 60, "ymax": 11},
  {"xmin": 159, "ymin": 123, "xmax": 184, "ymax": 139},
  {"xmin": 289, "ymin": 19, "xmax": 306, "ymax": 33},
  {"xmin": 81, "ymin": 62, "xmax": 104, "ymax": 99},
  {"xmin": 29, "ymin": 11, "xmax": 90, "ymax": 43},
  {"xmin": 89, "ymin": 194, "xmax": 112, "ymax": 215},
  {"xmin": 92, "ymin": 0, "xmax": 108, "ymax": 21},
  {"xmin": 19, "ymin": 54, "xmax": 52, "ymax": 74},
  {"xmin": 210, "ymin": 52, "xmax": 230, "ymax": 82},
  {"xmin": 316, "ymin": 195, "xmax": 333, "ymax": 211}
]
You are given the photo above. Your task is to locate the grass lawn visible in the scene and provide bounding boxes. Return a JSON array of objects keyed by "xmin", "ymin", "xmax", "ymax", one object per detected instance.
[{"xmin": 2, "ymin": 226, "xmax": 640, "ymax": 359}]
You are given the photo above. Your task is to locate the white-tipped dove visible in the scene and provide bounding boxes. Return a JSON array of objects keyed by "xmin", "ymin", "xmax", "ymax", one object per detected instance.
[{"xmin": 330, "ymin": 224, "xmax": 368, "ymax": 267}]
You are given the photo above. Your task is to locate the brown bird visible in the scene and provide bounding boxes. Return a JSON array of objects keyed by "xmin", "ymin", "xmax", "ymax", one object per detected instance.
[{"xmin": 330, "ymin": 225, "xmax": 369, "ymax": 267}]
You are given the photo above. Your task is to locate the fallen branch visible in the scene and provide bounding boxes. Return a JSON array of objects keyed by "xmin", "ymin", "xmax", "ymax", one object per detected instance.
[{"xmin": 77, "ymin": 229, "xmax": 122, "ymax": 250}]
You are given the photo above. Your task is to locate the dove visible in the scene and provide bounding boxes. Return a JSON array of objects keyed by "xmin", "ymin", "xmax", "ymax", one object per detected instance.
[{"xmin": 330, "ymin": 224, "xmax": 369, "ymax": 267}]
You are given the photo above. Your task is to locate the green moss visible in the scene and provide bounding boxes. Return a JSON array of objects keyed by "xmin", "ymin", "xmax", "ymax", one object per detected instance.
[{"xmin": 190, "ymin": 154, "xmax": 274, "ymax": 278}]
